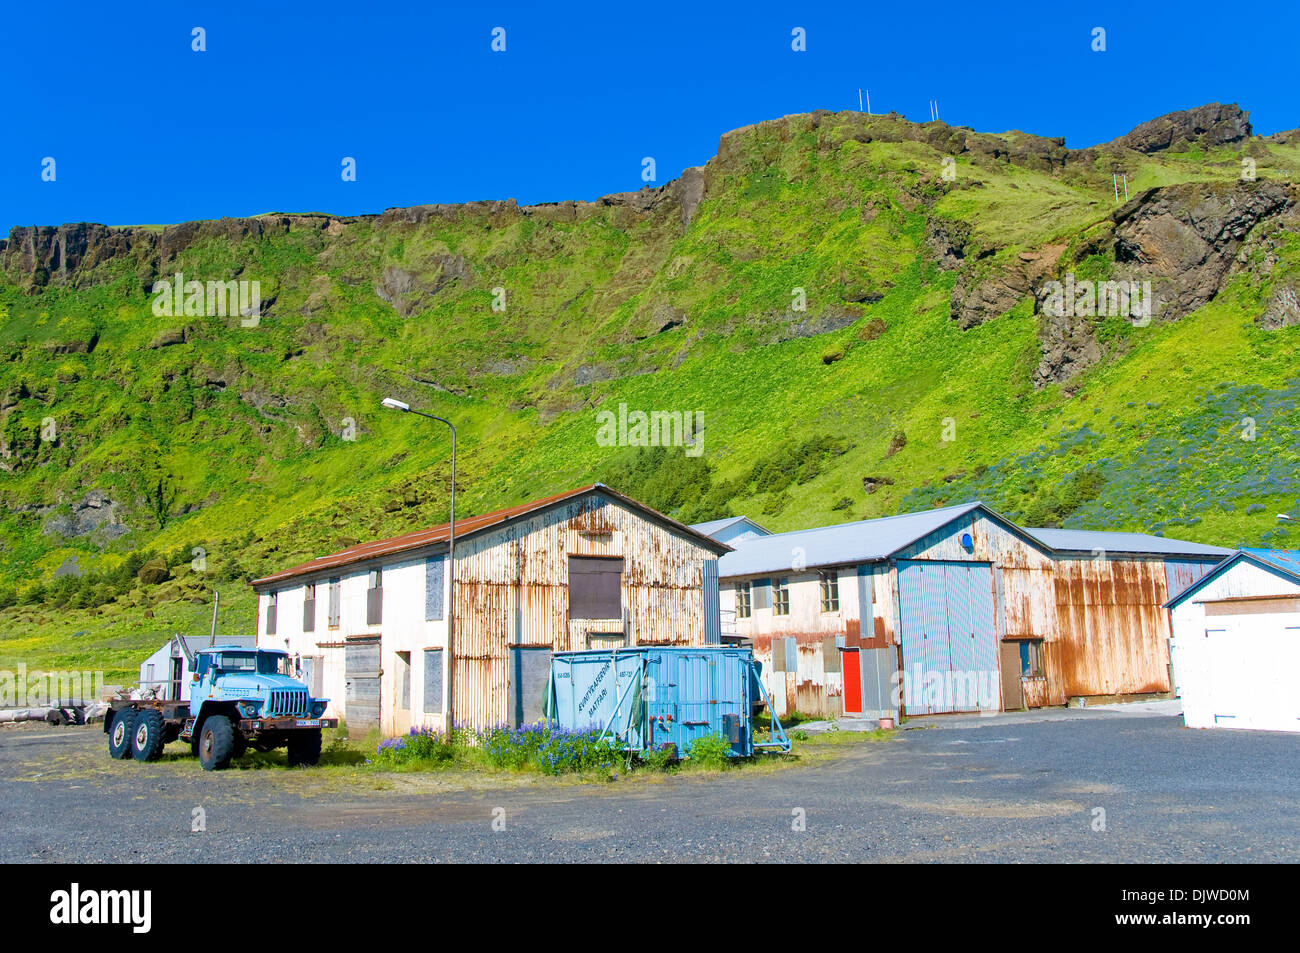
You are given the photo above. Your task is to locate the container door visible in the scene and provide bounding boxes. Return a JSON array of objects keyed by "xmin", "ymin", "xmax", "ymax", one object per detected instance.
[
  {"xmin": 841, "ymin": 647, "xmax": 862, "ymax": 715},
  {"xmin": 674, "ymin": 652, "xmax": 714, "ymax": 752}
]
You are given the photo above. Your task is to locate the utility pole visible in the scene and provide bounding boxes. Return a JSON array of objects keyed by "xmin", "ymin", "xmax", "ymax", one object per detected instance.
[
  {"xmin": 383, "ymin": 397, "xmax": 457, "ymax": 733},
  {"xmin": 209, "ymin": 590, "xmax": 219, "ymax": 646}
]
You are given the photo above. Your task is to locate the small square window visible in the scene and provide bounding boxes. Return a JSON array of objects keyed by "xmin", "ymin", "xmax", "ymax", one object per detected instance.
[
  {"xmin": 772, "ymin": 578, "xmax": 790, "ymax": 616},
  {"xmin": 736, "ymin": 582, "xmax": 752, "ymax": 619},
  {"xmin": 819, "ymin": 570, "xmax": 840, "ymax": 612},
  {"xmin": 1019, "ymin": 640, "xmax": 1043, "ymax": 677}
]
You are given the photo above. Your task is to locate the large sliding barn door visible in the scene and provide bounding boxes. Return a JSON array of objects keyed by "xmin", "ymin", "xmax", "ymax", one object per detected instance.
[{"xmin": 897, "ymin": 561, "xmax": 999, "ymax": 714}]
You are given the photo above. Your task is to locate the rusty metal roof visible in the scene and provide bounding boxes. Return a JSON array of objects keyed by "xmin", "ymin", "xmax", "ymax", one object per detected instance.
[
  {"xmin": 251, "ymin": 484, "xmax": 729, "ymax": 589},
  {"xmin": 718, "ymin": 501, "xmax": 1231, "ymax": 578}
]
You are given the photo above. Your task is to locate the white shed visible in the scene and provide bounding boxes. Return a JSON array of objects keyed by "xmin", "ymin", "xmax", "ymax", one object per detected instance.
[
  {"xmin": 137, "ymin": 635, "xmax": 256, "ymax": 700},
  {"xmin": 1166, "ymin": 548, "xmax": 1300, "ymax": 733}
]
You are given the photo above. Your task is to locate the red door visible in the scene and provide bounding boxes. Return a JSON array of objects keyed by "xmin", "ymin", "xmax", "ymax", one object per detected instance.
[{"xmin": 842, "ymin": 648, "xmax": 862, "ymax": 715}]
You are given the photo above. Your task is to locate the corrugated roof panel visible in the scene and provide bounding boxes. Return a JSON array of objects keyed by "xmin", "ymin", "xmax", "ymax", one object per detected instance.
[
  {"xmin": 717, "ymin": 502, "xmax": 985, "ymax": 577},
  {"xmin": 691, "ymin": 515, "xmax": 772, "ymax": 538},
  {"xmin": 1025, "ymin": 527, "xmax": 1231, "ymax": 558},
  {"xmin": 1240, "ymin": 547, "xmax": 1300, "ymax": 577}
]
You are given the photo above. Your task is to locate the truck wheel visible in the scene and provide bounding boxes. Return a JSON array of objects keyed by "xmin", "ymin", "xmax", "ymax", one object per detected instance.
[
  {"xmin": 108, "ymin": 709, "xmax": 137, "ymax": 760},
  {"xmin": 287, "ymin": 728, "xmax": 323, "ymax": 767},
  {"xmin": 131, "ymin": 709, "xmax": 167, "ymax": 762},
  {"xmin": 197, "ymin": 715, "xmax": 235, "ymax": 771}
]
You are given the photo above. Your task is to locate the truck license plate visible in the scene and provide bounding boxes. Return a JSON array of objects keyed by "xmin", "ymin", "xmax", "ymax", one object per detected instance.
[{"xmin": 295, "ymin": 719, "xmax": 321, "ymax": 727}]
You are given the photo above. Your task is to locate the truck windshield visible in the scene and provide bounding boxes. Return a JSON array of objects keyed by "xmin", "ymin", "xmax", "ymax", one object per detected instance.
[
  {"xmin": 214, "ymin": 653, "xmax": 257, "ymax": 672},
  {"xmin": 256, "ymin": 654, "xmax": 294, "ymax": 676}
]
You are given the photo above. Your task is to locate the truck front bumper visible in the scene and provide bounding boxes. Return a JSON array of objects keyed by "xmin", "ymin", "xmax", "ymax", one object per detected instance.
[{"xmin": 239, "ymin": 716, "xmax": 339, "ymax": 732}]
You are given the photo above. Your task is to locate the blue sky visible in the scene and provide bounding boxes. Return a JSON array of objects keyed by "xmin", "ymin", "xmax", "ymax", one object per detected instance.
[{"xmin": 2, "ymin": 1, "xmax": 1296, "ymax": 233}]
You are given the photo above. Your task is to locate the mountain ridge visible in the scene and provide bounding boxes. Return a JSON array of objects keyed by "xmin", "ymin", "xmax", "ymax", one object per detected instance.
[{"xmin": 3, "ymin": 100, "xmax": 1300, "ymax": 679}]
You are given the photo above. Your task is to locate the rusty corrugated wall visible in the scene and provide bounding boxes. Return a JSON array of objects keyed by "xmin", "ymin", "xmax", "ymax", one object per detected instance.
[
  {"xmin": 451, "ymin": 493, "xmax": 717, "ymax": 728},
  {"xmin": 1049, "ymin": 556, "xmax": 1174, "ymax": 698}
]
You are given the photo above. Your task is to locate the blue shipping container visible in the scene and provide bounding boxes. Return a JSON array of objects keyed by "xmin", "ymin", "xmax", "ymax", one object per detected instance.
[{"xmin": 545, "ymin": 646, "xmax": 790, "ymax": 757}]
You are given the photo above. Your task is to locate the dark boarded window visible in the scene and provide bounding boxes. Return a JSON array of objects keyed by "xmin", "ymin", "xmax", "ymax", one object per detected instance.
[
  {"xmin": 569, "ymin": 556, "xmax": 623, "ymax": 620},
  {"xmin": 303, "ymin": 583, "xmax": 316, "ymax": 632},
  {"xmin": 366, "ymin": 568, "xmax": 383, "ymax": 626},
  {"xmin": 266, "ymin": 592, "xmax": 278, "ymax": 635}
]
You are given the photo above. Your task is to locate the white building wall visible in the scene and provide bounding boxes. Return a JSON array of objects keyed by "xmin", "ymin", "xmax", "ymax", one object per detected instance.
[
  {"xmin": 257, "ymin": 554, "xmax": 450, "ymax": 732},
  {"xmin": 1170, "ymin": 560, "xmax": 1300, "ymax": 732},
  {"xmin": 724, "ymin": 566, "xmax": 862, "ymax": 717}
]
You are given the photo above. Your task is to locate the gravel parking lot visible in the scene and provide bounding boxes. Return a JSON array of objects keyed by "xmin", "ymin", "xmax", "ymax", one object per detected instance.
[{"xmin": 2, "ymin": 712, "xmax": 1297, "ymax": 863}]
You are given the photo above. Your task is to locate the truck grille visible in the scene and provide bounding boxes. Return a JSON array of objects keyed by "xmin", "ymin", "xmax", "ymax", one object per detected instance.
[{"xmin": 266, "ymin": 689, "xmax": 309, "ymax": 717}]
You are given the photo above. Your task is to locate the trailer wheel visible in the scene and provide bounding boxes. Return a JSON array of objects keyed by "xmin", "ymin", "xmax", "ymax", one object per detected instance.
[
  {"xmin": 131, "ymin": 709, "xmax": 167, "ymax": 762},
  {"xmin": 108, "ymin": 708, "xmax": 137, "ymax": 760},
  {"xmin": 287, "ymin": 728, "xmax": 322, "ymax": 767},
  {"xmin": 197, "ymin": 715, "xmax": 235, "ymax": 771}
]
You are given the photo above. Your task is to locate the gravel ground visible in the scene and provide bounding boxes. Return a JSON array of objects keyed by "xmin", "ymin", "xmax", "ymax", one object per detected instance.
[{"xmin": 2, "ymin": 714, "xmax": 1297, "ymax": 863}]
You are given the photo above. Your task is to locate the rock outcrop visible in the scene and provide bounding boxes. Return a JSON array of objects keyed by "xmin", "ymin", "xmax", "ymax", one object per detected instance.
[{"xmin": 1106, "ymin": 103, "xmax": 1252, "ymax": 153}]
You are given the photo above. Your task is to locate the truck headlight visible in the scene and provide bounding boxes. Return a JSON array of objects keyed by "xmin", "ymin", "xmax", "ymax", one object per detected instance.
[
  {"xmin": 311, "ymin": 700, "xmax": 327, "ymax": 718},
  {"xmin": 237, "ymin": 701, "xmax": 261, "ymax": 718}
]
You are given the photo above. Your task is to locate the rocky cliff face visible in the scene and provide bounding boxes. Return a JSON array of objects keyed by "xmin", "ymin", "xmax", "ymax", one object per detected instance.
[{"xmin": 1106, "ymin": 103, "xmax": 1252, "ymax": 153}]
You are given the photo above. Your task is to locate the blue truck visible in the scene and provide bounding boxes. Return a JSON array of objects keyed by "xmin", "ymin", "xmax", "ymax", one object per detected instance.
[{"xmin": 104, "ymin": 644, "xmax": 336, "ymax": 770}]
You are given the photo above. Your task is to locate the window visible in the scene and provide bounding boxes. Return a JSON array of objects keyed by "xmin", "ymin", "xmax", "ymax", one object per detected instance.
[
  {"xmin": 736, "ymin": 582, "xmax": 752, "ymax": 619},
  {"xmin": 569, "ymin": 556, "xmax": 623, "ymax": 620},
  {"xmin": 302, "ymin": 582, "xmax": 316, "ymax": 633},
  {"xmin": 752, "ymin": 579, "xmax": 771, "ymax": 611},
  {"xmin": 819, "ymin": 570, "xmax": 840, "ymax": 612},
  {"xmin": 266, "ymin": 592, "xmax": 278, "ymax": 635},
  {"xmin": 1019, "ymin": 640, "xmax": 1044, "ymax": 678},
  {"xmin": 395, "ymin": 651, "xmax": 411, "ymax": 711},
  {"xmin": 425, "ymin": 556, "xmax": 445, "ymax": 621},
  {"xmin": 423, "ymin": 649, "xmax": 444, "ymax": 713},
  {"xmin": 772, "ymin": 578, "xmax": 790, "ymax": 616},
  {"xmin": 328, "ymin": 578, "xmax": 341, "ymax": 629},
  {"xmin": 367, "ymin": 569, "xmax": 383, "ymax": 626}
]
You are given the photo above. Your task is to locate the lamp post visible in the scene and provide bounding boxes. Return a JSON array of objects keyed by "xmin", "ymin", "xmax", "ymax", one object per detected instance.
[{"xmin": 382, "ymin": 397, "xmax": 456, "ymax": 731}]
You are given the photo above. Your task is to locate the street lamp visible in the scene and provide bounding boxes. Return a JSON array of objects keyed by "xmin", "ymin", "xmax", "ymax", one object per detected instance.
[{"xmin": 383, "ymin": 397, "xmax": 456, "ymax": 732}]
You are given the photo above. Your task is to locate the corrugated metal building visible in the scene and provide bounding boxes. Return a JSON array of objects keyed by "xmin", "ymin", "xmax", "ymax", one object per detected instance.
[
  {"xmin": 251, "ymin": 485, "xmax": 729, "ymax": 736},
  {"xmin": 1167, "ymin": 549, "xmax": 1300, "ymax": 732},
  {"xmin": 699, "ymin": 503, "xmax": 1228, "ymax": 719}
]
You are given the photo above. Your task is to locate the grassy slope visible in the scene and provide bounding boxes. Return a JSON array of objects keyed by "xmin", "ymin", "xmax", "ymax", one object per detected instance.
[{"xmin": 3, "ymin": 111, "xmax": 1300, "ymax": 682}]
